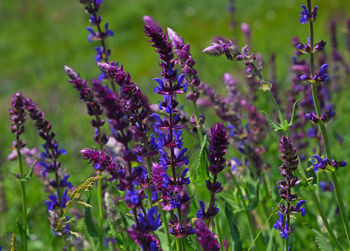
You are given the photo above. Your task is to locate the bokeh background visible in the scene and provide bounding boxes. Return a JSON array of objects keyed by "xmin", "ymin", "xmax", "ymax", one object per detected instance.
[{"xmin": 1, "ymin": 0, "xmax": 350, "ymax": 249}]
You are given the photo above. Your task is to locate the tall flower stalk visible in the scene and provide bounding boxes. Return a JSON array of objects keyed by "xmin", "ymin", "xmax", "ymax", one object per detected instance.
[
  {"xmin": 302, "ymin": 0, "xmax": 350, "ymax": 246},
  {"xmin": 274, "ymin": 137, "xmax": 306, "ymax": 250},
  {"xmin": 9, "ymin": 93, "xmax": 28, "ymax": 251},
  {"xmin": 144, "ymin": 16, "xmax": 194, "ymax": 246}
]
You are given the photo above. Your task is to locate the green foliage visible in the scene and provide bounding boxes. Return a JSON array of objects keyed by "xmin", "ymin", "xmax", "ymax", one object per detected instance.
[
  {"xmin": 311, "ymin": 229, "xmax": 334, "ymax": 251},
  {"xmin": 224, "ymin": 201, "xmax": 242, "ymax": 251},
  {"xmin": 84, "ymin": 197, "xmax": 98, "ymax": 238},
  {"xmin": 195, "ymin": 135, "xmax": 209, "ymax": 184}
]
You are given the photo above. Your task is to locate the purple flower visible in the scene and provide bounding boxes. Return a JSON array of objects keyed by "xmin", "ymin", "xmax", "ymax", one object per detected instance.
[
  {"xmin": 320, "ymin": 109, "xmax": 335, "ymax": 122},
  {"xmin": 45, "ymin": 190, "xmax": 70, "ymax": 211},
  {"xmin": 81, "ymin": 147, "xmax": 116, "ymax": 172},
  {"xmin": 300, "ymin": 5, "xmax": 308, "ymax": 24},
  {"xmin": 127, "ymin": 230, "xmax": 161, "ymax": 251},
  {"xmin": 300, "ymin": 64, "xmax": 329, "ymax": 83},
  {"xmin": 312, "ymin": 154, "xmax": 330, "ymax": 171},
  {"xmin": 320, "ymin": 181, "xmax": 334, "ymax": 192},
  {"xmin": 169, "ymin": 220, "xmax": 195, "ymax": 238},
  {"xmin": 273, "ymin": 212, "xmax": 289, "ymax": 239},
  {"xmin": 196, "ymin": 200, "xmax": 219, "ymax": 219},
  {"xmin": 299, "ymin": 4, "xmax": 318, "ymax": 24},
  {"xmin": 104, "ymin": 22, "xmax": 114, "ymax": 36},
  {"xmin": 86, "ymin": 27, "xmax": 96, "ymax": 42},
  {"xmin": 135, "ymin": 207, "xmax": 162, "ymax": 233},
  {"xmin": 194, "ymin": 219, "xmax": 221, "ymax": 251},
  {"xmin": 208, "ymin": 123, "xmax": 229, "ymax": 175},
  {"xmin": 275, "ymin": 137, "xmax": 305, "ymax": 239}
]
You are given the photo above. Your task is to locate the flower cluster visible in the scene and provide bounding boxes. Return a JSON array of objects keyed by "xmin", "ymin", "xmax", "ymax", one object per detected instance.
[
  {"xmin": 300, "ymin": 64, "xmax": 329, "ymax": 83},
  {"xmin": 312, "ymin": 154, "xmax": 347, "ymax": 172},
  {"xmin": 144, "ymin": 16, "xmax": 194, "ymax": 237},
  {"xmin": 300, "ymin": 4, "xmax": 318, "ymax": 24},
  {"xmin": 197, "ymin": 123, "xmax": 228, "ymax": 220},
  {"xmin": 274, "ymin": 136, "xmax": 305, "ymax": 239},
  {"xmin": 305, "ymin": 109, "xmax": 335, "ymax": 124},
  {"xmin": 97, "ymin": 62, "xmax": 151, "ymax": 140},
  {"xmin": 79, "ymin": 0, "xmax": 114, "ymax": 81},
  {"xmin": 80, "ymin": 0, "xmax": 114, "ymax": 62},
  {"xmin": 296, "ymin": 40, "xmax": 326, "ymax": 54},
  {"xmin": 64, "ymin": 66, "xmax": 107, "ymax": 145},
  {"xmin": 9, "ymin": 93, "xmax": 27, "ymax": 150},
  {"xmin": 194, "ymin": 219, "xmax": 221, "ymax": 251},
  {"xmin": 167, "ymin": 27, "xmax": 201, "ymax": 101}
]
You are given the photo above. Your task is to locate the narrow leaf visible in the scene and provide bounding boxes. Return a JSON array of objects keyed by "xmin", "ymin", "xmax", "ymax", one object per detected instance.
[
  {"xmin": 224, "ymin": 201, "xmax": 242, "ymax": 251},
  {"xmin": 262, "ymin": 112, "xmax": 281, "ymax": 131},
  {"xmin": 84, "ymin": 197, "xmax": 98, "ymax": 238},
  {"xmin": 196, "ymin": 135, "xmax": 209, "ymax": 184},
  {"xmin": 288, "ymin": 99, "xmax": 299, "ymax": 126},
  {"xmin": 311, "ymin": 229, "xmax": 334, "ymax": 251}
]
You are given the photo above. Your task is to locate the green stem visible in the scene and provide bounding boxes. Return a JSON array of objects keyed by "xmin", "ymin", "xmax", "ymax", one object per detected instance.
[
  {"xmin": 306, "ymin": 0, "xmax": 350, "ymax": 247},
  {"xmin": 176, "ymin": 238, "xmax": 181, "ymax": 251},
  {"xmin": 228, "ymin": 170, "xmax": 255, "ymax": 240},
  {"xmin": 191, "ymin": 97, "xmax": 203, "ymax": 145},
  {"xmin": 242, "ymin": 142, "xmax": 258, "ymax": 180},
  {"xmin": 285, "ymin": 238, "xmax": 289, "ymax": 251},
  {"xmin": 214, "ymin": 216, "xmax": 224, "ymax": 251},
  {"xmin": 162, "ymin": 211, "xmax": 171, "ymax": 251},
  {"xmin": 248, "ymin": 199, "xmax": 283, "ymax": 251},
  {"xmin": 97, "ymin": 177, "xmax": 104, "ymax": 251},
  {"xmin": 266, "ymin": 91, "xmax": 284, "ymax": 125},
  {"xmin": 16, "ymin": 143, "xmax": 27, "ymax": 251}
]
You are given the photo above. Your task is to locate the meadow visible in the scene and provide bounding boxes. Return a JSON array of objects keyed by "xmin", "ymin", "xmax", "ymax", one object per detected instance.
[{"xmin": 1, "ymin": 0, "xmax": 350, "ymax": 250}]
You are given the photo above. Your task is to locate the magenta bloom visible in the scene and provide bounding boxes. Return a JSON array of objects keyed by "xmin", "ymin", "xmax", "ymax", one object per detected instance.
[{"xmin": 194, "ymin": 219, "xmax": 221, "ymax": 251}]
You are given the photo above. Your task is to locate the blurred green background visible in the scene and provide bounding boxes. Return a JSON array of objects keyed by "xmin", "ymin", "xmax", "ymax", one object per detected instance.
[{"xmin": 1, "ymin": 0, "xmax": 350, "ymax": 249}]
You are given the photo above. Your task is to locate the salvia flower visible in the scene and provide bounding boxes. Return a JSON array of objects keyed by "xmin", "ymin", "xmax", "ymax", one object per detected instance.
[
  {"xmin": 194, "ymin": 219, "xmax": 221, "ymax": 251},
  {"xmin": 9, "ymin": 93, "xmax": 26, "ymax": 144},
  {"xmin": 80, "ymin": 0, "xmax": 114, "ymax": 82},
  {"xmin": 198, "ymin": 123, "xmax": 228, "ymax": 220},
  {"xmin": 127, "ymin": 230, "xmax": 161, "ymax": 251},
  {"xmin": 312, "ymin": 154, "xmax": 347, "ymax": 172},
  {"xmin": 300, "ymin": 64, "xmax": 329, "ymax": 83},
  {"xmin": 296, "ymin": 39, "xmax": 326, "ymax": 54},
  {"xmin": 300, "ymin": 4, "xmax": 318, "ymax": 24},
  {"xmin": 81, "ymin": 147, "xmax": 115, "ymax": 171},
  {"xmin": 64, "ymin": 66, "xmax": 107, "ymax": 145},
  {"xmin": 144, "ymin": 16, "xmax": 194, "ymax": 237},
  {"xmin": 208, "ymin": 123, "xmax": 229, "ymax": 175},
  {"xmin": 274, "ymin": 136, "xmax": 305, "ymax": 239},
  {"xmin": 320, "ymin": 181, "xmax": 334, "ymax": 192}
]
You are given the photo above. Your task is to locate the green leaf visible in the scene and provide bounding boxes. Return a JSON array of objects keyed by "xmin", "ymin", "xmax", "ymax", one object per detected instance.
[
  {"xmin": 196, "ymin": 135, "xmax": 209, "ymax": 184},
  {"xmin": 246, "ymin": 180, "xmax": 260, "ymax": 211},
  {"xmin": 262, "ymin": 112, "xmax": 281, "ymax": 131},
  {"xmin": 224, "ymin": 201, "xmax": 242, "ymax": 251},
  {"xmin": 288, "ymin": 99, "xmax": 299, "ymax": 127},
  {"xmin": 18, "ymin": 166, "xmax": 34, "ymax": 182},
  {"xmin": 182, "ymin": 236, "xmax": 197, "ymax": 251},
  {"xmin": 266, "ymin": 230, "xmax": 275, "ymax": 251},
  {"xmin": 311, "ymin": 229, "xmax": 334, "ymax": 251},
  {"xmin": 84, "ymin": 197, "xmax": 98, "ymax": 238}
]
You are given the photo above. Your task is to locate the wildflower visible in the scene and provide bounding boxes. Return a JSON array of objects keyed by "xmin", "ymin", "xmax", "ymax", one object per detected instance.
[
  {"xmin": 299, "ymin": 4, "xmax": 318, "ymax": 24},
  {"xmin": 300, "ymin": 64, "xmax": 329, "ymax": 83},
  {"xmin": 194, "ymin": 219, "xmax": 221, "ymax": 251},
  {"xmin": 274, "ymin": 136, "xmax": 305, "ymax": 239},
  {"xmin": 81, "ymin": 147, "xmax": 115, "ymax": 171}
]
